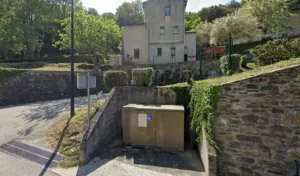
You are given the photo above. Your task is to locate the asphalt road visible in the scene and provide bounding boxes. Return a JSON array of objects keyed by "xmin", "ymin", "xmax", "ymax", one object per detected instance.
[{"xmin": 0, "ymin": 95, "xmax": 107, "ymax": 176}]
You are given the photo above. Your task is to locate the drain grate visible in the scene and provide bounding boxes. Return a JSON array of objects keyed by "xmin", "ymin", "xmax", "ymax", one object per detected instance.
[{"xmin": 0, "ymin": 140, "xmax": 64, "ymax": 168}]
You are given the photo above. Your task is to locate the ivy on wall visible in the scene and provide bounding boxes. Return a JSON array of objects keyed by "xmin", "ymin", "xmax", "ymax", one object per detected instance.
[
  {"xmin": 189, "ymin": 82, "xmax": 220, "ymax": 150},
  {"xmin": 167, "ymin": 81, "xmax": 221, "ymax": 150}
]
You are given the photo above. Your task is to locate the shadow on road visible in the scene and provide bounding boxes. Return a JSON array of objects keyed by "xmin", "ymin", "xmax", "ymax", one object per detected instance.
[
  {"xmin": 75, "ymin": 145, "xmax": 205, "ymax": 176},
  {"xmin": 39, "ymin": 115, "xmax": 73, "ymax": 176}
]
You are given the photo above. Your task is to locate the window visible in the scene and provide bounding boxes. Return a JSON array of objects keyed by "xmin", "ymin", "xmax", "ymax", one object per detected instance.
[
  {"xmin": 133, "ymin": 48, "xmax": 140, "ymax": 59},
  {"xmin": 160, "ymin": 26, "xmax": 165, "ymax": 34},
  {"xmin": 157, "ymin": 48, "xmax": 162, "ymax": 56},
  {"xmin": 173, "ymin": 26, "xmax": 178, "ymax": 34},
  {"xmin": 165, "ymin": 7, "xmax": 171, "ymax": 16},
  {"xmin": 171, "ymin": 47, "xmax": 176, "ymax": 56}
]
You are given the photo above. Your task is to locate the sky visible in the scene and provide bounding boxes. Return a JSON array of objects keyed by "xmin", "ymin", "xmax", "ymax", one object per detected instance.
[{"xmin": 81, "ymin": 0, "xmax": 240, "ymax": 15}]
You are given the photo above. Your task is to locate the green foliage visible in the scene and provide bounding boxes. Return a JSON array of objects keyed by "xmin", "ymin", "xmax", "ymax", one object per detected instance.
[
  {"xmin": 195, "ymin": 22, "xmax": 212, "ymax": 48},
  {"xmin": 100, "ymin": 64, "xmax": 113, "ymax": 71},
  {"xmin": 210, "ymin": 10, "xmax": 261, "ymax": 45},
  {"xmin": 0, "ymin": 62, "xmax": 45, "ymax": 69},
  {"xmin": 220, "ymin": 54, "xmax": 241, "ymax": 75},
  {"xmin": 189, "ymin": 82, "xmax": 220, "ymax": 150},
  {"xmin": 54, "ymin": 9, "xmax": 121, "ymax": 72},
  {"xmin": 131, "ymin": 67, "xmax": 154, "ymax": 87},
  {"xmin": 240, "ymin": 55, "xmax": 248, "ymax": 68},
  {"xmin": 0, "ymin": 67, "xmax": 26, "ymax": 82},
  {"xmin": 101, "ymin": 12, "xmax": 116, "ymax": 21},
  {"xmin": 87, "ymin": 8, "xmax": 99, "ymax": 16},
  {"xmin": 197, "ymin": 0, "xmax": 240, "ymax": 22},
  {"xmin": 241, "ymin": 0, "xmax": 290, "ymax": 33},
  {"xmin": 185, "ymin": 12, "xmax": 201, "ymax": 31},
  {"xmin": 0, "ymin": 0, "xmax": 79, "ymax": 59},
  {"xmin": 77, "ymin": 62, "xmax": 94, "ymax": 70},
  {"xmin": 250, "ymin": 38, "xmax": 300, "ymax": 66},
  {"xmin": 116, "ymin": 0, "xmax": 144, "ymax": 27},
  {"xmin": 103, "ymin": 70, "xmax": 128, "ymax": 90}
]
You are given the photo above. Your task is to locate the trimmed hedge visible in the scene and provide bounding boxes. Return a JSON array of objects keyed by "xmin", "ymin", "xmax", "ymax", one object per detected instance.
[
  {"xmin": 240, "ymin": 55, "xmax": 248, "ymax": 68},
  {"xmin": 131, "ymin": 67, "xmax": 154, "ymax": 87},
  {"xmin": 77, "ymin": 62, "xmax": 94, "ymax": 70},
  {"xmin": 251, "ymin": 38, "xmax": 300, "ymax": 66},
  {"xmin": 103, "ymin": 70, "xmax": 128, "ymax": 90},
  {"xmin": 220, "ymin": 54, "xmax": 241, "ymax": 75},
  {"xmin": 0, "ymin": 62, "xmax": 45, "ymax": 69},
  {"xmin": 100, "ymin": 64, "xmax": 113, "ymax": 71}
]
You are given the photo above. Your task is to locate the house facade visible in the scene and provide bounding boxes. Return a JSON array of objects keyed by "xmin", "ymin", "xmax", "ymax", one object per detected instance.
[{"xmin": 122, "ymin": 0, "xmax": 196, "ymax": 65}]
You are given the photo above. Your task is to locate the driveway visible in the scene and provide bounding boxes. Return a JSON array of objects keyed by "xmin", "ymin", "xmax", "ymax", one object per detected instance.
[{"xmin": 0, "ymin": 95, "xmax": 107, "ymax": 176}]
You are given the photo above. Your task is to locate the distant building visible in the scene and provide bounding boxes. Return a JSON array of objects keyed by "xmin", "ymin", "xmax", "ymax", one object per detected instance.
[{"xmin": 122, "ymin": 0, "xmax": 196, "ymax": 65}]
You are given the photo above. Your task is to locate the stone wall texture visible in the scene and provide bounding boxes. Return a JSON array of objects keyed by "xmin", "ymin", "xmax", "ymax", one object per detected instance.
[
  {"xmin": 215, "ymin": 65, "xmax": 300, "ymax": 176},
  {"xmin": 112, "ymin": 60, "xmax": 221, "ymax": 85},
  {"xmin": 79, "ymin": 87, "xmax": 176, "ymax": 165},
  {"xmin": 0, "ymin": 71, "xmax": 107, "ymax": 106}
]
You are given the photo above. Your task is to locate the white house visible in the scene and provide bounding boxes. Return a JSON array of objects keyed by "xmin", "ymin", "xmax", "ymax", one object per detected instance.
[{"xmin": 122, "ymin": 0, "xmax": 196, "ymax": 65}]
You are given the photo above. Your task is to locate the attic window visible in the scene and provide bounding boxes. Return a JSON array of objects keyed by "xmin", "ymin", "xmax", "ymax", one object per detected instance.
[{"xmin": 165, "ymin": 7, "xmax": 171, "ymax": 16}]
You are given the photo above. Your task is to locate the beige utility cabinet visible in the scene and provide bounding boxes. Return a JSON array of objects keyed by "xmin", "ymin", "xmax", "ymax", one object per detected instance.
[{"xmin": 122, "ymin": 104, "xmax": 184, "ymax": 150}]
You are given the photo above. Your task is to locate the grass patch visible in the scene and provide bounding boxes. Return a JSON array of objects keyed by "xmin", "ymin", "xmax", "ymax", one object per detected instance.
[
  {"xmin": 166, "ymin": 58, "xmax": 300, "ymax": 87},
  {"xmin": 0, "ymin": 62, "xmax": 94, "ymax": 71},
  {"xmin": 46, "ymin": 102, "xmax": 104, "ymax": 168},
  {"xmin": 0, "ymin": 67, "xmax": 26, "ymax": 82}
]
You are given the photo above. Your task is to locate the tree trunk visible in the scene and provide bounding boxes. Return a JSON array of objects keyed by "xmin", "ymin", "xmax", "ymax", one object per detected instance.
[{"xmin": 91, "ymin": 55, "xmax": 101, "ymax": 74}]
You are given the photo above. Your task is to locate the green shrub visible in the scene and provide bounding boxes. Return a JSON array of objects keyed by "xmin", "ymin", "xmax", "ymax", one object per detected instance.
[
  {"xmin": 103, "ymin": 70, "xmax": 128, "ymax": 90},
  {"xmin": 250, "ymin": 38, "xmax": 297, "ymax": 66},
  {"xmin": 220, "ymin": 54, "xmax": 241, "ymax": 75},
  {"xmin": 0, "ymin": 62, "xmax": 45, "ymax": 69},
  {"xmin": 100, "ymin": 64, "xmax": 113, "ymax": 71},
  {"xmin": 77, "ymin": 62, "xmax": 94, "ymax": 70},
  {"xmin": 240, "ymin": 55, "xmax": 248, "ymax": 68},
  {"xmin": 189, "ymin": 82, "xmax": 220, "ymax": 150},
  {"xmin": 291, "ymin": 38, "xmax": 300, "ymax": 58},
  {"xmin": 131, "ymin": 67, "xmax": 154, "ymax": 87}
]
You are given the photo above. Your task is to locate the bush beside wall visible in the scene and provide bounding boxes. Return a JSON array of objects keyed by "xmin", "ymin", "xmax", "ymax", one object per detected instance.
[
  {"xmin": 251, "ymin": 38, "xmax": 300, "ymax": 66},
  {"xmin": 131, "ymin": 67, "xmax": 154, "ymax": 87},
  {"xmin": 103, "ymin": 70, "xmax": 128, "ymax": 90},
  {"xmin": 220, "ymin": 54, "xmax": 241, "ymax": 75},
  {"xmin": 240, "ymin": 55, "xmax": 248, "ymax": 68}
]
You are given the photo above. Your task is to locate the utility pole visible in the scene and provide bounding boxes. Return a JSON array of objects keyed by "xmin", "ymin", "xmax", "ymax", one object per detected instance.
[
  {"xmin": 70, "ymin": 0, "xmax": 75, "ymax": 117},
  {"xmin": 228, "ymin": 35, "xmax": 232, "ymax": 74}
]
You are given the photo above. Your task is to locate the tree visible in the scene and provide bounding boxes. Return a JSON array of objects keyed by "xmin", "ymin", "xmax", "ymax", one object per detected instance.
[
  {"xmin": 210, "ymin": 10, "xmax": 261, "ymax": 45},
  {"xmin": 197, "ymin": 0, "xmax": 240, "ymax": 22},
  {"xmin": 116, "ymin": 0, "xmax": 144, "ymax": 26},
  {"xmin": 241, "ymin": 0, "xmax": 290, "ymax": 34},
  {"xmin": 88, "ymin": 8, "xmax": 99, "ymax": 16},
  {"xmin": 185, "ymin": 12, "xmax": 201, "ymax": 31},
  {"xmin": 102, "ymin": 12, "xmax": 116, "ymax": 21},
  {"xmin": 195, "ymin": 22, "xmax": 212, "ymax": 48},
  {"xmin": 0, "ymin": 0, "xmax": 79, "ymax": 59},
  {"xmin": 54, "ymin": 9, "xmax": 121, "ymax": 72}
]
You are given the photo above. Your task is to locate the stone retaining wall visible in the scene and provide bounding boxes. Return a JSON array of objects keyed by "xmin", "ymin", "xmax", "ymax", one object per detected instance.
[
  {"xmin": 79, "ymin": 87, "xmax": 176, "ymax": 165},
  {"xmin": 0, "ymin": 71, "xmax": 107, "ymax": 106},
  {"xmin": 112, "ymin": 60, "xmax": 221, "ymax": 85},
  {"xmin": 215, "ymin": 65, "xmax": 300, "ymax": 176}
]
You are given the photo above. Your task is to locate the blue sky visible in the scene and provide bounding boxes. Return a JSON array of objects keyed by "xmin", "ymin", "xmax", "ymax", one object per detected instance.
[{"xmin": 81, "ymin": 0, "xmax": 240, "ymax": 15}]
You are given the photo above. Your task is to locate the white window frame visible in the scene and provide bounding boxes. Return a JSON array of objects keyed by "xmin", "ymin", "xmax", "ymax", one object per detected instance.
[
  {"xmin": 173, "ymin": 26, "xmax": 178, "ymax": 34},
  {"xmin": 160, "ymin": 26, "xmax": 165, "ymax": 35},
  {"xmin": 133, "ymin": 48, "xmax": 141, "ymax": 59}
]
